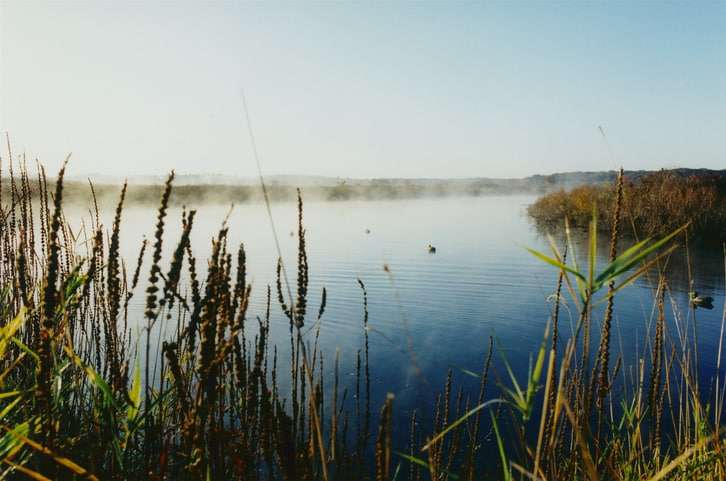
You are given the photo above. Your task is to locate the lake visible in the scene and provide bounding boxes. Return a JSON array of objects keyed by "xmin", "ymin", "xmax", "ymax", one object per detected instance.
[{"xmin": 68, "ymin": 193, "xmax": 725, "ymax": 461}]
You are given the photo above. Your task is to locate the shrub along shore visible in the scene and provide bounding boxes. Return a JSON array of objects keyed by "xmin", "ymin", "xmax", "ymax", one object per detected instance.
[{"xmin": 528, "ymin": 169, "xmax": 726, "ymax": 239}]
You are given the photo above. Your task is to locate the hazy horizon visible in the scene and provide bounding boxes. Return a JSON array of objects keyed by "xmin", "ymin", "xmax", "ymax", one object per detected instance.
[
  {"xmin": 1, "ymin": 2, "xmax": 725, "ymax": 179},
  {"xmin": 64, "ymin": 166, "xmax": 726, "ymax": 185}
]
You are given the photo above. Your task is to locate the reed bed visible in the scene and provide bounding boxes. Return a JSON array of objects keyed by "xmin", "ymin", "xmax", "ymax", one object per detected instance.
[
  {"xmin": 528, "ymin": 170, "xmax": 726, "ymax": 238},
  {"xmin": 0, "ymin": 148, "xmax": 722, "ymax": 480}
]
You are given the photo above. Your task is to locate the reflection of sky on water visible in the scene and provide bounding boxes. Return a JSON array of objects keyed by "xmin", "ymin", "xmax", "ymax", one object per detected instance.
[{"xmin": 64, "ymin": 195, "xmax": 725, "ymax": 468}]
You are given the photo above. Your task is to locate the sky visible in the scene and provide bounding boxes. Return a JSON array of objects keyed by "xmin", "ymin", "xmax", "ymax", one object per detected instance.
[{"xmin": 0, "ymin": 1, "xmax": 724, "ymax": 179}]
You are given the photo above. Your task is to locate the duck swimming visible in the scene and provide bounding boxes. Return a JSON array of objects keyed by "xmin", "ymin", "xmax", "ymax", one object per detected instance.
[
  {"xmin": 689, "ymin": 291, "xmax": 714, "ymax": 309},
  {"xmin": 427, "ymin": 244, "xmax": 436, "ymax": 254}
]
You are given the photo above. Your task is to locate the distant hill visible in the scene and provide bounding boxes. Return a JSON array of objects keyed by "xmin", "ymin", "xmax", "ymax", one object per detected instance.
[{"xmin": 526, "ymin": 168, "xmax": 726, "ymax": 190}]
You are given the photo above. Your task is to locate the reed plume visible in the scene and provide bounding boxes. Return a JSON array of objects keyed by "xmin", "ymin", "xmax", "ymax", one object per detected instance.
[{"xmin": 595, "ymin": 167, "xmax": 624, "ymax": 408}]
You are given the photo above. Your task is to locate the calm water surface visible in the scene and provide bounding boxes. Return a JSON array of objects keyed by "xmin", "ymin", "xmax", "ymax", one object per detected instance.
[{"xmin": 68, "ymin": 195, "xmax": 726, "ymax": 454}]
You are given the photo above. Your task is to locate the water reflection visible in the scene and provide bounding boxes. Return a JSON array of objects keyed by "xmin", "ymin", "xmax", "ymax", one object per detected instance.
[{"xmin": 63, "ymin": 194, "xmax": 724, "ymax": 464}]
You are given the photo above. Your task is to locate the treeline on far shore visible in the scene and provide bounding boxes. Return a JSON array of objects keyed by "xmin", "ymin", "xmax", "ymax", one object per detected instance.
[
  {"xmin": 9, "ymin": 168, "xmax": 726, "ymax": 220},
  {"xmin": 528, "ymin": 170, "xmax": 726, "ymax": 239},
  {"xmin": 0, "ymin": 177, "xmax": 538, "ymax": 207}
]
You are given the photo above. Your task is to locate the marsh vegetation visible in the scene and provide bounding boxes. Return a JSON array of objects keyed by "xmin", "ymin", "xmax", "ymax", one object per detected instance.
[
  {"xmin": 0, "ymin": 154, "xmax": 722, "ymax": 480},
  {"xmin": 528, "ymin": 170, "xmax": 726, "ymax": 239}
]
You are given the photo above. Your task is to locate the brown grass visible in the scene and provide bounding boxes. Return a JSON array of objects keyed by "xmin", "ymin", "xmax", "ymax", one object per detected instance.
[{"xmin": 528, "ymin": 169, "xmax": 726, "ymax": 238}]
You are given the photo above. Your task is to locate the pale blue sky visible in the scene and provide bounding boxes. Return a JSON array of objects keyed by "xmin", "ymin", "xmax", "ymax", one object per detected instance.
[{"xmin": 1, "ymin": 1, "xmax": 724, "ymax": 178}]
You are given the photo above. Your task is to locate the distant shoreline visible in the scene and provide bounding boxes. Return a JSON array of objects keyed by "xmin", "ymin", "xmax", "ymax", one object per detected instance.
[
  {"xmin": 13, "ymin": 167, "xmax": 726, "ymax": 207},
  {"xmin": 68, "ymin": 167, "xmax": 726, "ymax": 189}
]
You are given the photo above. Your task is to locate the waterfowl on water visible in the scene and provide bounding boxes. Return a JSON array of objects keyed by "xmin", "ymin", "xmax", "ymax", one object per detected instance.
[
  {"xmin": 689, "ymin": 291, "xmax": 714, "ymax": 309},
  {"xmin": 427, "ymin": 244, "xmax": 436, "ymax": 254}
]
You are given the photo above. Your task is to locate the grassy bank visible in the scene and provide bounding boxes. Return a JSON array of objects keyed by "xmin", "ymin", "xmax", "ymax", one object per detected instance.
[
  {"xmin": 528, "ymin": 170, "xmax": 726, "ymax": 239},
  {"xmin": 0, "ymin": 157, "xmax": 722, "ymax": 480}
]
